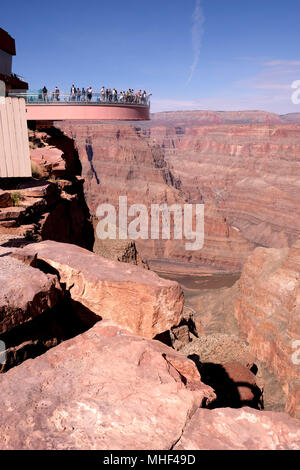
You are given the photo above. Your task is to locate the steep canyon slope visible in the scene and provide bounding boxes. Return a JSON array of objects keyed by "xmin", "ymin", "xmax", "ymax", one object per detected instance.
[{"xmin": 58, "ymin": 110, "xmax": 300, "ymax": 272}]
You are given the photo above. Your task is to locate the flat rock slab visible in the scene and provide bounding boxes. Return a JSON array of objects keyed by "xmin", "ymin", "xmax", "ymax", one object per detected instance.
[
  {"xmin": 0, "ymin": 250, "xmax": 61, "ymax": 334},
  {"xmin": 0, "ymin": 206, "xmax": 26, "ymax": 221},
  {"xmin": 0, "ymin": 322, "xmax": 215, "ymax": 450},
  {"xmin": 16, "ymin": 182, "xmax": 58, "ymax": 198},
  {"xmin": 13, "ymin": 241, "xmax": 184, "ymax": 338},
  {"xmin": 174, "ymin": 407, "xmax": 300, "ymax": 450}
]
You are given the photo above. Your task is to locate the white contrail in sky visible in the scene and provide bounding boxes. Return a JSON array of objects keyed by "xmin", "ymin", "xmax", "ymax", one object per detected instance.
[{"xmin": 187, "ymin": 0, "xmax": 205, "ymax": 84}]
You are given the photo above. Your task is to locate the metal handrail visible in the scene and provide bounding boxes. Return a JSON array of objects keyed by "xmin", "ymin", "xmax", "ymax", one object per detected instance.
[
  {"xmin": 10, "ymin": 73, "xmax": 26, "ymax": 81},
  {"xmin": 8, "ymin": 90, "xmax": 151, "ymax": 107}
]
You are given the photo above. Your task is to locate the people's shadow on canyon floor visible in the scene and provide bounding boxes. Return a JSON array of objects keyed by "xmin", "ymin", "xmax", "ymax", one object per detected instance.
[{"xmin": 188, "ymin": 354, "xmax": 264, "ymax": 410}]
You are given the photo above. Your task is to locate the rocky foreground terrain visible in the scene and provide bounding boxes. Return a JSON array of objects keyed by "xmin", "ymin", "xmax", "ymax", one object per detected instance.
[
  {"xmin": 0, "ymin": 236, "xmax": 299, "ymax": 449},
  {"xmin": 0, "ymin": 110, "xmax": 299, "ymax": 449}
]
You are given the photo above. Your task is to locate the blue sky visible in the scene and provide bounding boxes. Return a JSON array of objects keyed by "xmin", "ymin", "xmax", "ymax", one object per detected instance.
[{"xmin": 2, "ymin": 0, "xmax": 300, "ymax": 113}]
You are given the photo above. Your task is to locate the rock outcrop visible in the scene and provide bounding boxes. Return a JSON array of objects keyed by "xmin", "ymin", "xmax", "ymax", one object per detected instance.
[
  {"xmin": 0, "ymin": 180, "xmax": 94, "ymax": 250},
  {"xmin": 92, "ymin": 218, "xmax": 149, "ymax": 269},
  {"xmin": 13, "ymin": 240, "xmax": 184, "ymax": 339},
  {"xmin": 0, "ymin": 237, "xmax": 185, "ymax": 373},
  {"xmin": 30, "ymin": 146, "xmax": 66, "ymax": 177},
  {"xmin": 0, "ymin": 190, "xmax": 12, "ymax": 208},
  {"xmin": 0, "ymin": 322, "xmax": 215, "ymax": 450},
  {"xmin": 235, "ymin": 241, "xmax": 300, "ymax": 418},
  {"xmin": 0, "ymin": 245, "xmax": 100, "ymax": 372},
  {"xmin": 174, "ymin": 407, "xmax": 300, "ymax": 450},
  {"xmin": 28, "ymin": 127, "xmax": 81, "ymax": 177},
  {"xmin": 0, "ymin": 246, "xmax": 61, "ymax": 335}
]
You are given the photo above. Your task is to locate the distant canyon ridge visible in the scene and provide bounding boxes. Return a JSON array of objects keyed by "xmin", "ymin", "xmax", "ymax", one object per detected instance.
[{"xmin": 57, "ymin": 110, "xmax": 300, "ymax": 273}]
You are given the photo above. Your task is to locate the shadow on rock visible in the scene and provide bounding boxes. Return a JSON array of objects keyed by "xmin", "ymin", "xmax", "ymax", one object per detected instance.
[{"xmin": 188, "ymin": 353, "xmax": 263, "ymax": 410}]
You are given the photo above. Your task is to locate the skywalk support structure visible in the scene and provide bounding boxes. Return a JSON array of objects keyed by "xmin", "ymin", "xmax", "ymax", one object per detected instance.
[{"xmin": 25, "ymin": 101, "xmax": 150, "ymax": 122}]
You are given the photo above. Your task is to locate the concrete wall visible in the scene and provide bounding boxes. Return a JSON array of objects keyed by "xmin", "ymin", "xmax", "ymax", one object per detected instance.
[
  {"xmin": 0, "ymin": 49, "xmax": 12, "ymax": 76},
  {"xmin": 0, "ymin": 97, "xmax": 31, "ymax": 177}
]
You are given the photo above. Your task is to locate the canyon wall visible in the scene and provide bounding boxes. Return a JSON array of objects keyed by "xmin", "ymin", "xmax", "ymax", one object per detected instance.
[
  {"xmin": 234, "ymin": 240, "xmax": 300, "ymax": 418},
  {"xmin": 57, "ymin": 110, "xmax": 300, "ymax": 272},
  {"xmin": 0, "ymin": 179, "xmax": 94, "ymax": 250},
  {"xmin": 143, "ymin": 114, "xmax": 300, "ymax": 252}
]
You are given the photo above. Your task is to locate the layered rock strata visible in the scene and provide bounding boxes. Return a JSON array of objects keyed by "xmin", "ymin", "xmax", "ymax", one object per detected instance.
[
  {"xmin": 0, "ymin": 180, "xmax": 94, "ymax": 250},
  {"xmin": 55, "ymin": 112, "xmax": 300, "ymax": 271},
  {"xmin": 235, "ymin": 241, "xmax": 300, "ymax": 418}
]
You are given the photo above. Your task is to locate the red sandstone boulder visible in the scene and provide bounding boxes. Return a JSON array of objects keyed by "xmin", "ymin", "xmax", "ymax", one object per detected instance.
[
  {"xmin": 174, "ymin": 407, "xmax": 300, "ymax": 450},
  {"xmin": 13, "ymin": 241, "xmax": 184, "ymax": 338},
  {"xmin": 0, "ymin": 247, "xmax": 62, "ymax": 334},
  {"xmin": 16, "ymin": 181, "xmax": 59, "ymax": 199},
  {"xmin": 0, "ymin": 206, "xmax": 26, "ymax": 222},
  {"xmin": 30, "ymin": 147, "xmax": 66, "ymax": 176},
  {"xmin": 0, "ymin": 322, "xmax": 215, "ymax": 450}
]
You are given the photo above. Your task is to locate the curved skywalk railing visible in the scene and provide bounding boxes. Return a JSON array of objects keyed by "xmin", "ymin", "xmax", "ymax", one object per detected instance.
[{"xmin": 8, "ymin": 90, "xmax": 151, "ymax": 107}]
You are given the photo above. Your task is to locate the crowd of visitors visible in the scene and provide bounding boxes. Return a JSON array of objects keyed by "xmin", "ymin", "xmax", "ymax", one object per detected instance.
[{"xmin": 40, "ymin": 85, "xmax": 151, "ymax": 105}]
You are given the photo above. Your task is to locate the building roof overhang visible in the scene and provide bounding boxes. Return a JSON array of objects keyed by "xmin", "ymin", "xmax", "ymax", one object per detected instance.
[{"xmin": 0, "ymin": 28, "xmax": 16, "ymax": 55}]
